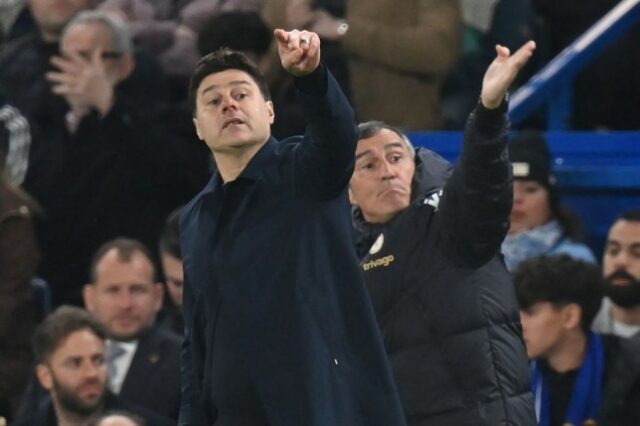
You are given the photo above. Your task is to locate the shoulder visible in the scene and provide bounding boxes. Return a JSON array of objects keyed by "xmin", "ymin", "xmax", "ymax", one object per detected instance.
[
  {"xmin": 0, "ymin": 34, "xmax": 40, "ymax": 64},
  {"xmin": 550, "ymin": 240, "xmax": 596, "ymax": 263},
  {"xmin": 142, "ymin": 326, "xmax": 182, "ymax": 349},
  {"xmin": 11, "ymin": 402, "xmax": 54, "ymax": 426}
]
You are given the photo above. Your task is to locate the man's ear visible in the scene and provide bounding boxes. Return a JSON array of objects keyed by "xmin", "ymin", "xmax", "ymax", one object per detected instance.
[
  {"xmin": 562, "ymin": 303, "xmax": 582, "ymax": 331},
  {"xmin": 266, "ymin": 100, "xmax": 275, "ymax": 125},
  {"xmin": 36, "ymin": 363, "xmax": 53, "ymax": 391},
  {"xmin": 153, "ymin": 283, "xmax": 164, "ymax": 313},
  {"xmin": 116, "ymin": 53, "xmax": 135, "ymax": 82},
  {"xmin": 83, "ymin": 284, "xmax": 96, "ymax": 313},
  {"xmin": 348, "ymin": 186, "xmax": 358, "ymax": 205},
  {"xmin": 193, "ymin": 117, "xmax": 203, "ymax": 141}
]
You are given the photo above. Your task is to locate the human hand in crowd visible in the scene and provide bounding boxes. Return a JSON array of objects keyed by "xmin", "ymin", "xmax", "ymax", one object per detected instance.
[
  {"xmin": 274, "ymin": 29, "xmax": 321, "ymax": 77},
  {"xmin": 481, "ymin": 41, "xmax": 536, "ymax": 109},
  {"xmin": 47, "ymin": 49, "xmax": 117, "ymax": 119}
]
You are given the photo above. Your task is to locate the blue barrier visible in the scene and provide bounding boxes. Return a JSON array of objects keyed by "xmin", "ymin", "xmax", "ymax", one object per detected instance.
[
  {"xmin": 508, "ymin": 0, "xmax": 640, "ymax": 129},
  {"xmin": 407, "ymin": 131, "xmax": 640, "ymax": 259}
]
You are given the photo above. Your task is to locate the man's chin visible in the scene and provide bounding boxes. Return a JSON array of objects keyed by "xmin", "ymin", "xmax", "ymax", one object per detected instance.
[{"xmin": 605, "ymin": 280, "xmax": 640, "ymax": 308}]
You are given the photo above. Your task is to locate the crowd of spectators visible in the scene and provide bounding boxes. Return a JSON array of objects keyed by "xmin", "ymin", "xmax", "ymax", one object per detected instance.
[{"xmin": 1, "ymin": 0, "xmax": 639, "ymax": 424}]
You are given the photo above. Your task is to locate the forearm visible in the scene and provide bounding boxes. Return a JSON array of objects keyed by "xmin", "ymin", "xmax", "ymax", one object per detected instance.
[
  {"xmin": 294, "ymin": 65, "xmax": 357, "ymax": 198},
  {"xmin": 438, "ymin": 100, "xmax": 511, "ymax": 265}
]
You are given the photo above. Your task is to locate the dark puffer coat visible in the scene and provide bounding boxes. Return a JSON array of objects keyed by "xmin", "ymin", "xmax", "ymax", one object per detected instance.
[{"xmin": 354, "ymin": 102, "xmax": 536, "ymax": 425}]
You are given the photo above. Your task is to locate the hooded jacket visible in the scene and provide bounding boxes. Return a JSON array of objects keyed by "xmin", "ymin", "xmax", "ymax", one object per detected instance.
[{"xmin": 353, "ymin": 102, "xmax": 536, "ymax": 425}]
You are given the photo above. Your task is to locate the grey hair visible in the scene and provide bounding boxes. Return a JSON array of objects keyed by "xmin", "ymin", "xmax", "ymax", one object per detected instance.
[
  {"xmin": 356, "ymin": 121, "xmax": 415, "ymax": 158},
  {"xmin": 64, "ymin": 10, "xmax": 133, "ymax": 54}
]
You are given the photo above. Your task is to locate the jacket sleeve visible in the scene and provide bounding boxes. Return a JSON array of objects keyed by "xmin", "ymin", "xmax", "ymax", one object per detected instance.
[
  {"xmin": 435, "ymin": 100, "xmax": 512, "ymax": 267},
  {"xmin": 291, "ymin": 65, "xmax": 358, "ymax": 200}
]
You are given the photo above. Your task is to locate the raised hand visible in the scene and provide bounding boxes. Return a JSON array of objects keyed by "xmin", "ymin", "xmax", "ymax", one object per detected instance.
[
  {"xmin": 46, "ymin": 48, "xmax": 117, "ymax": 118},
  {"xmin": 273, "ymin": 28, "xmax": 321, "ymax": 77},
  {"xmin": 481, "ymin": 41, "xmax": 536, "ymax": 109}
]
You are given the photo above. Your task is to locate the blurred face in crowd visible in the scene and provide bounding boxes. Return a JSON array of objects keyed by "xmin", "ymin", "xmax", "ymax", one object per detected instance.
[
  {"xmin": 519, "ymin": 302, "xmax": 577, "ymax": 360},
  {"xmin": 161, "ymin": 252, "xmax": 184, "ymax": 308},
  {"xmin": 193, "ymin": 69, "xmax": 274, "ymax": 155},
  {"xmin": 509, "ymin": 180, "xmax": 552, "ymax": 234},
  {"xmin": 349, "ymin": 129, "xmax": 416, "ymax": 224},
  {"xmin": 84, "ymin": 249, "xmax": 163, "ymax": 341},
  {"xmin": 28, "ymin": 0, "xmax": 97, "ymax": 42},
  {"xmin": 37, "ymin": 329, "xmax": 107, "ymax": 417},
  {"xmin": 602, "ymin": 219, "xmax": 640, "ymax": 307},
  {"xmin": 61, "ymin": 22, "xmax": 134, "ymax": 85}
]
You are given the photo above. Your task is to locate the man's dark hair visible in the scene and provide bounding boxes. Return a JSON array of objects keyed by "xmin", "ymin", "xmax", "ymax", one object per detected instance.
[
  {"xmin": 357, "ymin": 121, "xmax": 415, "ymax": 157},
  {"xmin": 188, "ymin": 48, "xmax": 271, "ymax": 115},
  {"xmin": 159, "ymin": 206, "xmax": 183, "ymax": 260},
  {"xmin": 513, "ymin": 255, "xmax": 604, "ymax": 332},
  {"xmin": 89, "ymin": 237, "xmax": 156, "ymax": 282},
  {"xmin": 33, "ymin": 305, "xmax": 106, "ymax": 364},
  {"xmin": 197, "ymin": 11, "xmax": 272, "ymax": 59},
  {"xmin": 89, "ymin": 410, "xmax": 146, "ymax": 426},
  {"xmin": 617, "ymin": 209, "xmax": 640, "ymax": 223}
]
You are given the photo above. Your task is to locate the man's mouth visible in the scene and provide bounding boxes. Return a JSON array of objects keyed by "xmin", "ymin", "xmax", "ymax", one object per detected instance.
[
  {"xmin": 223, "ymin": 118, "xmax": 244, "ymax": 129},
  {"xmin": 606, "ymin": 270, "xmax": 636, "ymax": 286}
]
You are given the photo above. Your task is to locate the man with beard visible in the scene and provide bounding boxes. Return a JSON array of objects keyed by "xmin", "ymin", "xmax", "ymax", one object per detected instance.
[
  {"xmin": 593, "ymin": 210, "xmax": 640, "ymax": 337},
  {"xmin": 12, "ymin": 306, "xmax": 172, "ymax": 426}
]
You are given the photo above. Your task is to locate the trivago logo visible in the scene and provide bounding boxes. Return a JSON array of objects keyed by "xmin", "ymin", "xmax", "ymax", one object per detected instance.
[{"xmin": 362, "ymin": 254, "xmax": 395, "ymax": 271}]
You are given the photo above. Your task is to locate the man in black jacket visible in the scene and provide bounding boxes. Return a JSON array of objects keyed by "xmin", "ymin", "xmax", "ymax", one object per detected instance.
[
  {"xmin": 348, "ymin": 42, "xmax": 537, "ymax": 425},
  {"xmin": 1, "ymin": 6, "xmax": 202, "ymax": 307}
]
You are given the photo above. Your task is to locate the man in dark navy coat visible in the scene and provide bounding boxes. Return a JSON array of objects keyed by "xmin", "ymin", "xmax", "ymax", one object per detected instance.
[{"xmin": 178, "ymin": 29, "xmax": 406, "ymax": 426}]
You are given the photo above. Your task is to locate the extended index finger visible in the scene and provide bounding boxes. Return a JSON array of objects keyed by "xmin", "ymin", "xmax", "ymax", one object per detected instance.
[
  {"xmin": 509, "ymin": 40, "xmax": 536, "ymax": 69},
  {"xmin": 274, "ymin": 29, "xmax": 289, "ymax": 45}
]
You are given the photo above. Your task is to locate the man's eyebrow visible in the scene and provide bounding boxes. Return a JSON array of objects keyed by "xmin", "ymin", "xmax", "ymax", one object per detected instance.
[
  {"xmin": 383, "ymin": 142, "xmax": 405, "ymax": 151},
  {"xmin": 355, "ymin": 149, "xmax": 372, "ymax": 161},
  {"xmin": 356, "ymin": 141, "xmax": 406, "ymax": 160},
  {"xmin": 201, "ymin": 80, "xmax": 252, "ymax": 96}
]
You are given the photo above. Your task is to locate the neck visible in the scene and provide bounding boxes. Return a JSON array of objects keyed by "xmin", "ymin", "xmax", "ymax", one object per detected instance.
[
  {"xmin": 612, "ymin": 303, "xmax": 640, "ymax": 326},
  {"xmin": 546, "ymin": 330, "xmax": 588, "ymax": 373},
  {"xmin": 213, "ymin": 141, "xmax": 265, "ymax": 183},
  {"xmin": 52, "ymin": 403, "xmax": 94, "ymax": 426}
]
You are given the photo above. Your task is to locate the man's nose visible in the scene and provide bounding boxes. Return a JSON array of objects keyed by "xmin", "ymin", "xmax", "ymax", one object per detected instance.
[
  {"xmin": 222, "ymin": 96, "xmax": 238, "ymax": 113},
  {"xmin": 380, "ymin": 160, "xmax": 396, "ymax": 179},
  {"xmin": 115, "ymin": 292, "xmax": 134, "ymax": 308},
  {"xmin": 612, "ymin": 250, "xmax": 630, "ymax": 268},
  {"xmin": 82, "ymin": 360, "xmax": 101, "ymax": 379}
]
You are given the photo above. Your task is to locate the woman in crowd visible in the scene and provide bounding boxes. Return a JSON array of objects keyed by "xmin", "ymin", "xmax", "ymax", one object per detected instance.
[{"xmin": 502, "ymin": 130, "xmax": 595, "ymax": 271}]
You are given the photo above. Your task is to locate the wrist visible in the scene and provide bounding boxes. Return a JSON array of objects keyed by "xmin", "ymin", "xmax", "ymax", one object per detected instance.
[
  {"xmin": 95, "ymin": 88, "xmax": 115, "ymax": 117},
  {"xmin": 481, "ymin": 92, "xmax": 508, "ymax": 110}
]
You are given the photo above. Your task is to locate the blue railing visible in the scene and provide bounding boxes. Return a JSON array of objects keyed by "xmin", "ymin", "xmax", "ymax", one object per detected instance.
[{"xmin": 508, "ymin": 0, "xmax": 640, "ymax": 129}]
